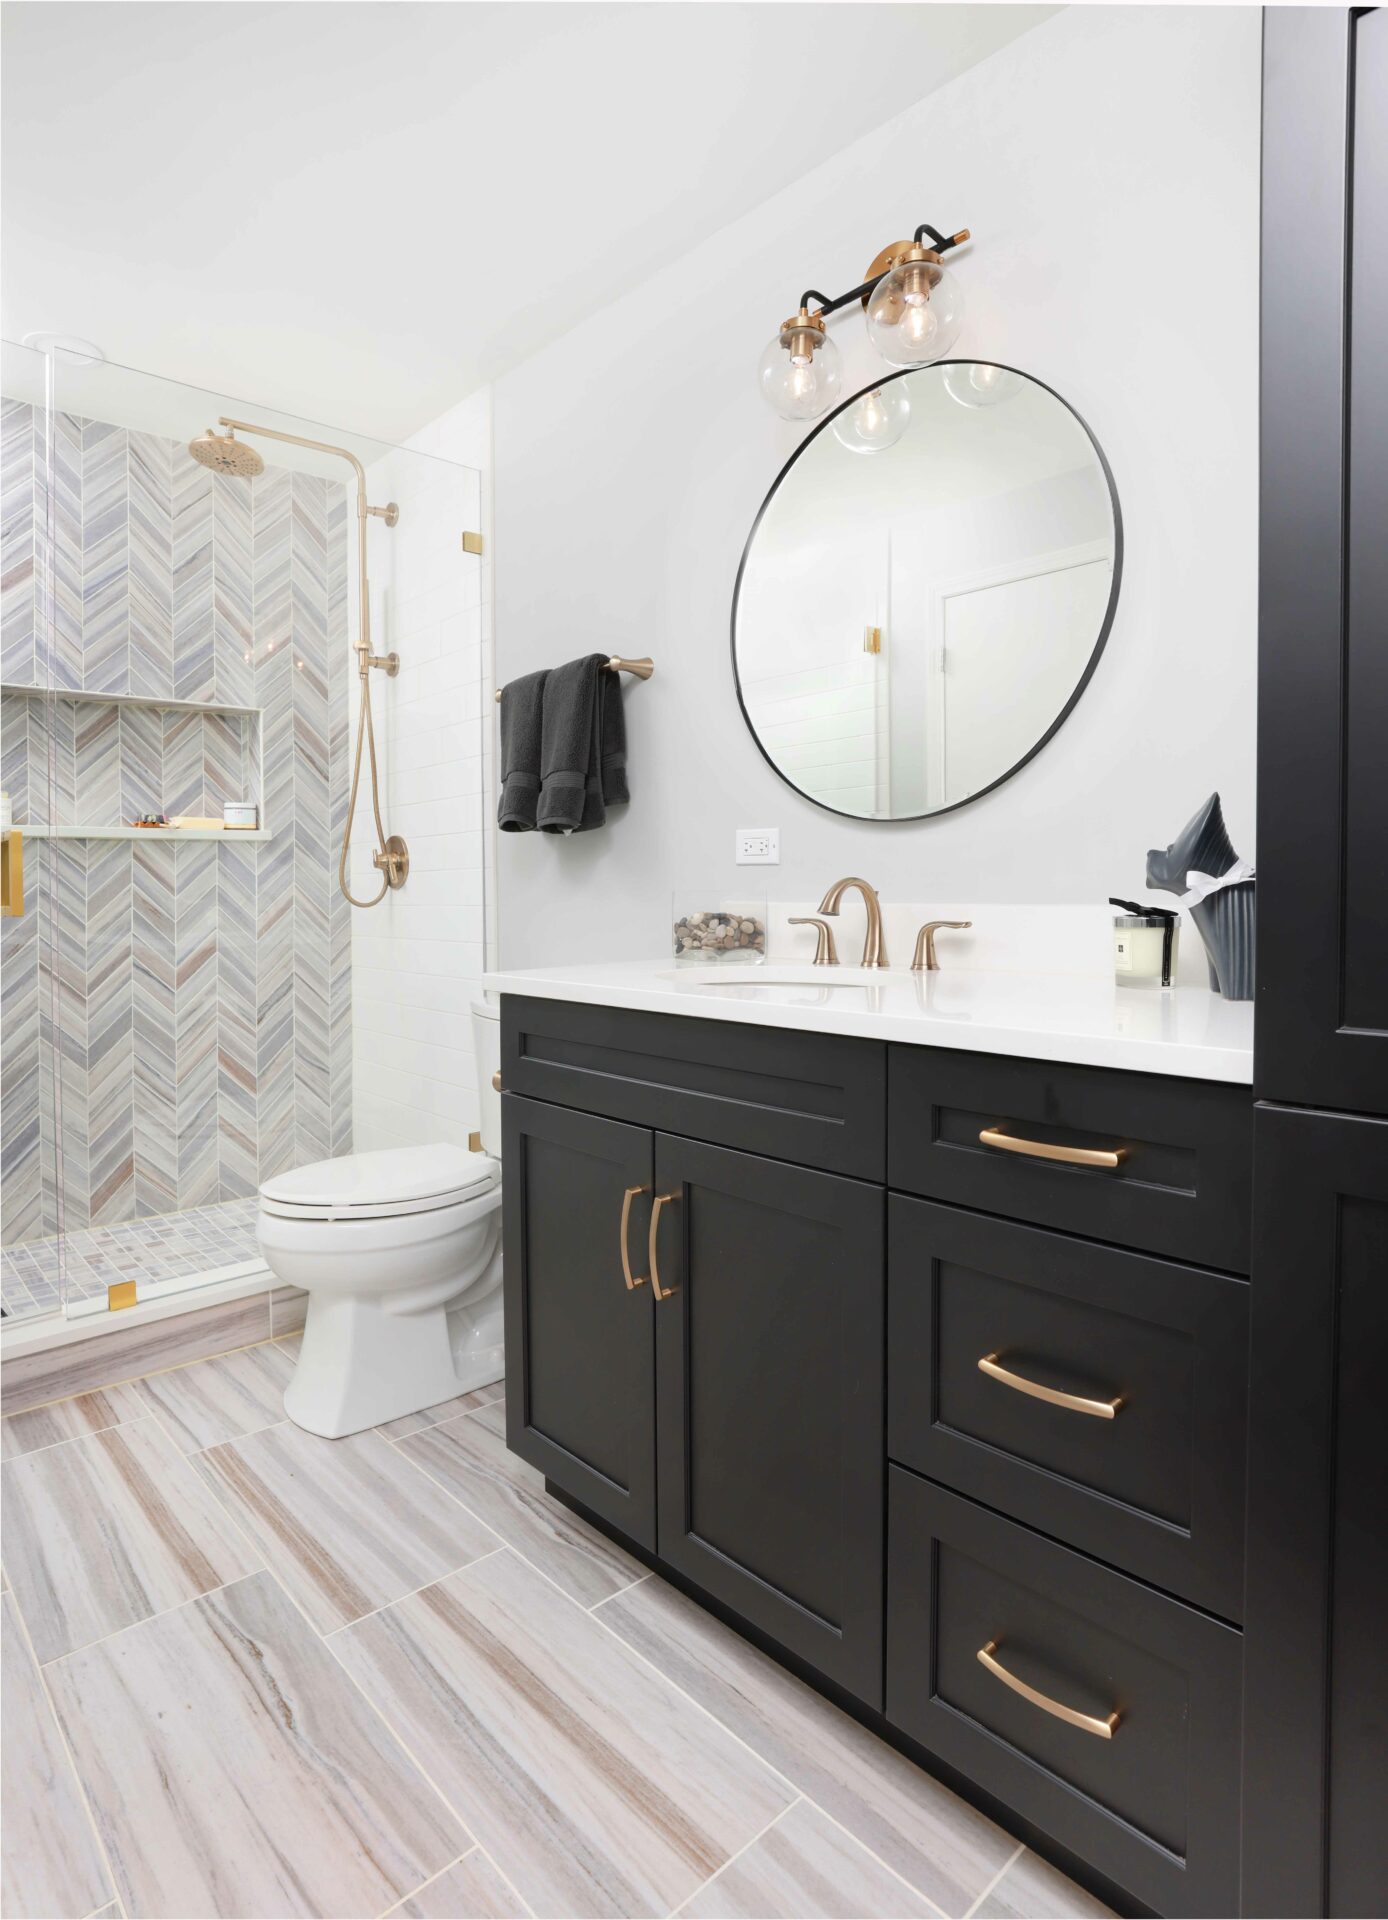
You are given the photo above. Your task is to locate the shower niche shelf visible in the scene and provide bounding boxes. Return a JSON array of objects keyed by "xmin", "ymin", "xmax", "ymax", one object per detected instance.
[
  {"xmin": 0, "ymin": 682, "xmax": 260, "ymax": 718},
  {"xmin": 0, "ymin": 682, "xmax": 266, "ymax": 843},
  {"xmin": 22, "ymin": 825, "xmax": 272, "ymax": 842}
]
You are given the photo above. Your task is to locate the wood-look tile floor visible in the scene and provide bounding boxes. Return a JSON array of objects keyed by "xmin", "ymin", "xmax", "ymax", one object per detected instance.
[{"xmin": 0, "ymin": 1334, "xmax": 1115, "ymax": 1920}]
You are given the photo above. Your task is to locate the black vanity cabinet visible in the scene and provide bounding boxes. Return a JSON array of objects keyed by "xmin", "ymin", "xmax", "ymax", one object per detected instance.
[
  {"xmin": 501, "ymin": 996, "xmax": 887, "ymax": 1701},
  {"xmin": 501, "ymin": 992, "xmax": 1256, "ymax": 1917}
]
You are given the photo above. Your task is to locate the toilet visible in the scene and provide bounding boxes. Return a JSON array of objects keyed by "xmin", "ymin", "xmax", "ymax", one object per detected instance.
[{"xmin": 259, "ymin": 996, "xmax": 506, "ymax": 1439}]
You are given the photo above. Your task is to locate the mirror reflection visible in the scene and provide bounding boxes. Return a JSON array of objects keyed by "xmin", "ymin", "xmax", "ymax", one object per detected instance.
[{"xmin": 733, "ymin": 363, "xmax": 1120, "ymax": 819}]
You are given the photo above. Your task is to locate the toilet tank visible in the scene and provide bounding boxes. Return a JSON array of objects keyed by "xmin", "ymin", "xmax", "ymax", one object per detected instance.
[{"xmin": 471, "ymin": 995, "xmax": 503, "ymax": 1159}]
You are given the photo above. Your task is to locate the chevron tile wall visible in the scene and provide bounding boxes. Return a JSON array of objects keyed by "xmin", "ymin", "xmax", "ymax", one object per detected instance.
[{"xmin": 0, "ymin": 400, "xmax": 351, "ymax": 1246}]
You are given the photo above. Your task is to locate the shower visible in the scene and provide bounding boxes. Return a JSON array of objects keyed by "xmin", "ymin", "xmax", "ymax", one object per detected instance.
[{"xmin": 187, "ymin": 418, "xmax": 408, "ymax": 907}]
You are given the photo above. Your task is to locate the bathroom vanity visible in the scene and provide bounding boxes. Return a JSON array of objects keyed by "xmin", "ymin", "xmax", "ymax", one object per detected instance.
[{"xmin": 489, "ymin": 963, "xmax": 1255, "ymax": 1918}]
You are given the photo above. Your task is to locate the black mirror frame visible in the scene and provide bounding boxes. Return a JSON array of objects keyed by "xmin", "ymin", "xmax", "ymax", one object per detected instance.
[{"xmin": 730, "ymin": 361, "xmax": 1124, "ymax": 823}]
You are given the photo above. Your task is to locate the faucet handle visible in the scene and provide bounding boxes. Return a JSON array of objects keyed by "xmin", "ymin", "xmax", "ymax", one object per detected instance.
[
  {"xmin": 789, "ymin": 917, "xmax": 839, "ymax": 966},
  {"xmin": 912, "ymin": 920, "xmax": 972, "ymax": 972}
]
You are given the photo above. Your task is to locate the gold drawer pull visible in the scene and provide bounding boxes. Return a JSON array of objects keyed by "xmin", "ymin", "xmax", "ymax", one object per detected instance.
[
  {"xmin": 648, "ymin": 1191, "xmax": 681, "ymax": 1302},
  {"xmin": 978, "ymin": 1353, "xmax": 1123, "ymax": 1420},
  {"xmin": 492, "ymin": 1070, "xmax": 502, "ymax": 1093},
  {"xmin": 620, "ymin": 1185, "xmax": 649, "ymax": 1290},
  {"xmin": 977, "ymin": 1641, "xmax": 1120, "ymax": 1739},
  {"xmin": 978, "ymin": 1127, "xmax": 1127, "ymax": 1170}
]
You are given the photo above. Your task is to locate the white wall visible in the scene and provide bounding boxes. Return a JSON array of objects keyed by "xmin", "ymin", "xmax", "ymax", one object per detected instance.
[
  {"xmin": 492, "ymin": 5, "xmax": 1261, "ymax": 966},
  {"xmin": 350, "ymin": 389, "xmax": 494, "ymax": 1153}
]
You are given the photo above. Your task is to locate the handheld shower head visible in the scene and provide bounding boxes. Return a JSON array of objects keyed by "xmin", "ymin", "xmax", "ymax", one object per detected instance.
[{"xmin": 188, "ymin": 427, "xmax": 265, "ymax": 477}]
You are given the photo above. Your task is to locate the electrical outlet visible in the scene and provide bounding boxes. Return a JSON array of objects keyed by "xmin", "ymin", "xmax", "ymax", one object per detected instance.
[{"xmin": 736, "ymin": 827, "xmax": 780, "ymax": 865}]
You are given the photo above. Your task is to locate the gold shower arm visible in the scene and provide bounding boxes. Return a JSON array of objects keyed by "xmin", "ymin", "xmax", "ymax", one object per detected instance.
[
  {"xmin": 218, "ymin": 416, "xmax": 367, "ymax": 495},
  {"xmin": 495, "ymin": 657, "xmax": 654, "ymax": 701}
]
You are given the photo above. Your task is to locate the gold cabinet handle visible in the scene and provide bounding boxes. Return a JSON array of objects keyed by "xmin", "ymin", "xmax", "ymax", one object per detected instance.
[
  {"xmin": 620, "ymin": 1185, "xmax": 649, "ymax": 1290},
  {"xmin": 977, "ymin": 1641, "xmax": 1120, "ymax": 1740},
  {"xmin": 491, "ymin": 1070, "xmax": 502, "ymax": 1092},
  {"xmin": 978, "ymin": 1127, "xmax": 1127, "ymax": 1170},
  {"xmin": 978, "ymin": 1353, "xmax": 1122, "ymax": 1419},
  {"xmin": 648, "ymin": 1191, "xmax": 681, "ymax": 1302}
]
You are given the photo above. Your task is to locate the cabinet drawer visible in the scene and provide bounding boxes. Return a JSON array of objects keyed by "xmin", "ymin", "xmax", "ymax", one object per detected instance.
[
  {"xmin": 887, "ymin": 1471, "xmax": 1241, "ymax": 1918},
  {"xmin": 888, "ymin": 1047, "xmax": 1252, "ymax": 1270},
  {"xmin": 889, "ymin": 1196, "xmax": 1248, "ymax": 1619},
  {"xmin": 503, "ymin": 996, "xmax": 885, "ymax": 1179}
]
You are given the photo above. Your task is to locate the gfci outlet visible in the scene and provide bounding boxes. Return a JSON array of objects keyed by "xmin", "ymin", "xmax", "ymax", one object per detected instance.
[{"xmin": 736, "ymin": 827, "xmax": 780, "ymax": 865}]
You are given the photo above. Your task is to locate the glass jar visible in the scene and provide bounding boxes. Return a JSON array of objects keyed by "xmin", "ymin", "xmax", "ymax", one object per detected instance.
[
  {"xmin": 1113, "ymin": 911, "xmax": 1180, "ymax": 988},
  {"xmin": 672, "ymin": 890, "xmax": 767, "ymax": 966}
]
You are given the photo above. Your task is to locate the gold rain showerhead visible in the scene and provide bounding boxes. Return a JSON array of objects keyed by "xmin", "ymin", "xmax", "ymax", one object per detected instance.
[{"xmin": 187, "ymin": 426, "xmax": 266, "ymax": 477}]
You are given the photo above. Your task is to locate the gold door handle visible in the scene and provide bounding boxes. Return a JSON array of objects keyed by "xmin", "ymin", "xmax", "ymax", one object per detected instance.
[
  {"xmin": 620, "ymin": 1185, "xmax": 649, "ymax": 1290},
  {"xmin": 492, "ymin": 1071, "xmax": 502, "ymax": 1093},
  {"xmin": 648, "ymin": 1191, "xmax": 681, "ymax": 1302},
  {"xmin": 977, "ymin": 1641, "xmax": 1120, "ymax": 1739},
  {"xmin": 978, "ymin": 1127, "xmax": 1127, "ymax": 1170},
  {"xmin": 978, "ymin": 1353, "xmax": 1123, "ymax": 1419}
]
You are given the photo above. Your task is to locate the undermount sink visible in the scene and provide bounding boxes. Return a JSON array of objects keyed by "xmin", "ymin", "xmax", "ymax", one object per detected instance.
[{"xmin": 660, "ymin": 964, "xmax": 886, "ymax": 988}]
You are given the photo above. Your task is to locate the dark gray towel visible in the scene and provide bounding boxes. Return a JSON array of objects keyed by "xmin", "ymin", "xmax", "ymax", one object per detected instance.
[
  {"xmin": 600, "ymin": 668, "xmax": 629, "ymax": 808},
  {"xmin": 538, "ymin": 654, "xmax": 608, "ymax": 834},
  {"xmin": 497, "ymin": 668, "xmax": 549, "ymax": 832}
]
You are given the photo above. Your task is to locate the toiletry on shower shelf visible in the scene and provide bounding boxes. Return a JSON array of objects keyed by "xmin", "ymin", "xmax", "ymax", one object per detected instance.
[
  {"xmin": 672, "ymin": 890, "xmax": 766, "ymax": 964},
  {"xmin": 1109, "ymin": 897, "xmax": 1180, "ymax": 989},
  {"xmin": 223, "ymin": 803, "xmax": 259, "ymax": 830}
]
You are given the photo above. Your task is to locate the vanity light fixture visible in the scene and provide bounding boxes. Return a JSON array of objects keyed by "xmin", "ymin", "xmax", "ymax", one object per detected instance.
[{"xmin": 758, "ymin": 222, "xmax": 970, "ymax": 422}]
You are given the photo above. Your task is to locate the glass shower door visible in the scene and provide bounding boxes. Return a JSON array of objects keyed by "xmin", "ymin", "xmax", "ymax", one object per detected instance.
[{"xmin": 1, "ymin": 338, "xmax": 68, "ymax": 1324}]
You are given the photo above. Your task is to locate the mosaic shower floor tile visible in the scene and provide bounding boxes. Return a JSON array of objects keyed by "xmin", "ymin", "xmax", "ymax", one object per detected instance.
[{"xmin": 0, "ymin": 1195, "xmax": 261, "ymax": 1320}]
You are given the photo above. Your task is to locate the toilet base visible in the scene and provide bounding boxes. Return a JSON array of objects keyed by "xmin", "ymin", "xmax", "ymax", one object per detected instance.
[{"xmin": 282, "ymin": 1228, "xmax": 505, "ymax": 1440}]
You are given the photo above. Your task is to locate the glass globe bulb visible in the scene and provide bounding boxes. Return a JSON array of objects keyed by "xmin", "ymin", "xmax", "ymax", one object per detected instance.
[
  {"xmin": 758, "ymin": 323, "xmax": 842, "ymax": 421},
  {"xmin": 865, "ymin": 256, "xmax": 964, "ymax": 368},
  {"xmin": 832, "ymin": 383, "xmax": 911, "ymax": 455},
  {"xmin": 943, "ymin": 362, "xmax": 1023, "ymax": 409}
]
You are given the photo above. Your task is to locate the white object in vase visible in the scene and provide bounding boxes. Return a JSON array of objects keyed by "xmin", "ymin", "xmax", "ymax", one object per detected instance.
[{"xmin": 260, "ymin": 997, "xmax": 505, "ymax": 1438}]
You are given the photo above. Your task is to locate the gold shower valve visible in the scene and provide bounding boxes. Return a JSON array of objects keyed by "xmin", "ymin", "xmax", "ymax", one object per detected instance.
[{"xmin": 372, "ymin": 836, "xmax": 411, "ymax": 888}]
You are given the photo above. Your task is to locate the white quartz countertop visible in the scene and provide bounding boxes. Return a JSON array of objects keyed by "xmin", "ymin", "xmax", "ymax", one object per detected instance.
[{"xmin": 482, "ymin": 959, "xmax": 1255, "ymax": 1085}]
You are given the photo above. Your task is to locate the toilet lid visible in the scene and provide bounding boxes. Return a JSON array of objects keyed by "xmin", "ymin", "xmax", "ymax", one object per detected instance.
[{"xmin": 259, "ymin": 1144, "xmax": 498, "ymax": 1220}]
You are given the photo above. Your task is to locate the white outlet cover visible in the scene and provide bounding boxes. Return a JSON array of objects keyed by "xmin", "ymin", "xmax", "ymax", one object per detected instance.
[{"xmin": 736, "ymin": 827, "xmax": 780, "ymax": 865}]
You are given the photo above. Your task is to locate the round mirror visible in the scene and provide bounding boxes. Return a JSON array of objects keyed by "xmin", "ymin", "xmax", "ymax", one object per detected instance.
[{"xmin": 732, "ymin": 363, "xmax": 1121, "ymax": 820}]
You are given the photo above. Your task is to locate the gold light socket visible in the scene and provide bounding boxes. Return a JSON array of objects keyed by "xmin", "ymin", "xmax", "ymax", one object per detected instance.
[
  {"xmin": 778, "ymin": 306, "xmax": 827, "ymax": 364},
  {"xmin": 861, "ymin": 240, "xmax": 943, "ymax": 309}
]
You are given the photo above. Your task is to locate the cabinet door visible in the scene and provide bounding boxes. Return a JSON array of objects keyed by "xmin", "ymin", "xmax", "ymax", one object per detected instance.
[
  {"xmin": 1256, "ymin": 6, "xmax": 1388, "ymax": 1113},
  {"xmin": 650, "ymin": 1134, "xmax": 885, "ymax": 1705},
  {"xmin": 502, "ymin": 1094, "xmax": 656, "ymax": 1549},
  {"xmin": 1242, "ymin": 1103, "xmax": 1388, "ymax": 1918}
]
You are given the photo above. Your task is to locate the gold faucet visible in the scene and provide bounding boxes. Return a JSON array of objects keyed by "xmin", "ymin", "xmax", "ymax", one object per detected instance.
[
  {"xmin": 817, "ymin": 876, "xmax": 888, "ymax": 968},
  {"xmin": 912, "ymin": 919, "xmax": 972, "ymax": 970}
]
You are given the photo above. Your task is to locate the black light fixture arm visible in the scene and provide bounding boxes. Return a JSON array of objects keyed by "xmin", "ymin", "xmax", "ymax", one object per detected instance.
[{"xmin": 796, "ymin": 221, "xmax": 970, "ymax": 321}]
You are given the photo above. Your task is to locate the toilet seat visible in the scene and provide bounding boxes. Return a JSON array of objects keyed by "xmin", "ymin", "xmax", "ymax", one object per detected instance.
[{"xmin": 259, "ymin": 1144, "xmax": 499, "ymax": 1222}]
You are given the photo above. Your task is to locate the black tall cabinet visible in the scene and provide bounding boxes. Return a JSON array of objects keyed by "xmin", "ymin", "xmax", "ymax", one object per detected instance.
[{"xmin": 1244, "ymin": 11, "xmax": 1388, "ymax": 1916}]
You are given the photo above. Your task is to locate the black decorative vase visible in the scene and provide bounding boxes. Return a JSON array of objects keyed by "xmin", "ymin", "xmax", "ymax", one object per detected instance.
[
  {"xmin": 1190, "ymin": 880, "xmax": 1256, "ymax": 999},
  {"xmin": 1145, "ymin": 793, "xmax": 1256, "ymax": 1002}
]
